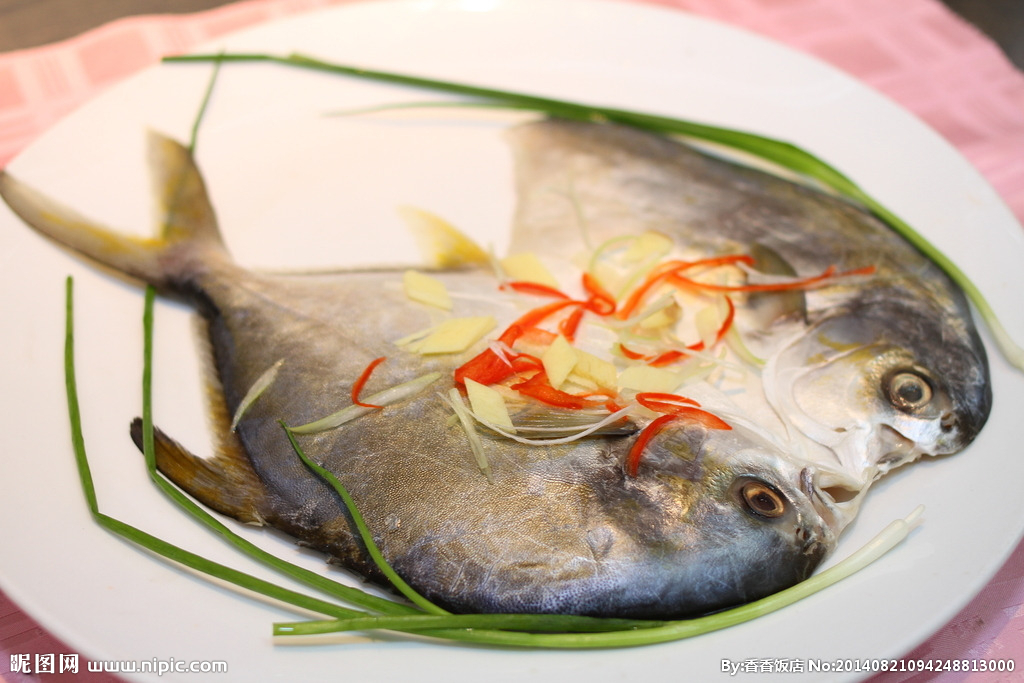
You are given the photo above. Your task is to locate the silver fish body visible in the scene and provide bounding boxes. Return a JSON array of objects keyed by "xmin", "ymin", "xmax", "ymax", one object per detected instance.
[
  {"xmin": 0, "ymin": 119, "xmax": 990, "ymax": 618},
  {"xmin": 507, "ymin": 121, "xmax": 991, "ymax": 499},
  {"xmin": 162, "ymin": 263, "xmax": 831, "ymax": 617}
]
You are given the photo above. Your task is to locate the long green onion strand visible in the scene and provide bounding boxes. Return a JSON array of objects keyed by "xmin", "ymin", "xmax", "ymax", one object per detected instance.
[
  {"xmin": 273, "ymin": 506, "xmax": 923, "ymax": 646},
  {"xmin": 274, "ymin": 613, "xmax": 665, "ymax": 637},
  {"xmin": 137, "ymin": 288, "xmax": 415, "ymax": 616},
  {"xmin": 187, "ymin": 51, "xmax": 225, "ymax": 153},
  {"xmin": 163, "ymin": 51, "xmax": 1024, "ymax": 371},
  {"xmin": 65, "ymin": 278, "xmax": 660, "ymax": 640},
  {"xmin": 141, "ymin": 60, "xmax": 423, "ymax": 618},
  {"xmin": 281, "ymin": 423, "xmax": 449, "ymax": 616},
  {"xmin": 135, "ymin": 281, "xmax": 658, "ymax": 639},
  {"xmin": 64, "ymin": 278, "xmax": 366, "ymax": 622}
]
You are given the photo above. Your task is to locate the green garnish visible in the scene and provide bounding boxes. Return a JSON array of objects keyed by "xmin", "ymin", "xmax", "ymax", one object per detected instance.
[
  {"xmin": 274, "ymin": 505, "xmax": 922, "ymax": 645},
  {"xmin": 230, "ymin": 358, "xmax": 285, "ymax": 431},
  {"xmin": 163, "ymin": 51, "xmax": 1023, "ymax": 371},
  {"xmin": 289, "ymin": 371, "xmax": 442, "ymax": 434},
  {"xmin": 66, "ymin": 279, "xmax": 370, "ymax": 623},
  {"xmin": 281, "ymin": 421, "xmax": 448, "ymax": 615}
]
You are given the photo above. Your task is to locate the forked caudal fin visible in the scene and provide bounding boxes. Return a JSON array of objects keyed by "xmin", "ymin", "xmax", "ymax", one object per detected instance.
[{"xmin": 0, "ymin": 131, "xmax": 228, "ymax": 291}]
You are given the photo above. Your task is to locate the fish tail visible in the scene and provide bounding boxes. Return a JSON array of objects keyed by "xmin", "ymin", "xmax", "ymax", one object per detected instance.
[
  {"xmin": 0, "ymin": 131, "xmax": 227, "ymax": 291},
  {"xmin": 129, "ymin": 418, "xmax": 269, "ymax": 526}
]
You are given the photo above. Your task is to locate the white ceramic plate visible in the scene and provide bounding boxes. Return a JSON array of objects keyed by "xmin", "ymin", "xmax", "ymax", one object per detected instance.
[{"xmin": 2, "ymin": 1, "xmax": 1023, "ymax": 681}]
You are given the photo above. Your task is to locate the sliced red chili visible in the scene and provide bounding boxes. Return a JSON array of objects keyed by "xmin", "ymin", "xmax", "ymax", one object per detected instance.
[
  {"xmin": 454, "ymin": 325, "xmax": 523, "ymax": 386},
  {"xmin": 626, "ymin": 414, "xmax": 677, "ymax": 477},
  {"xmin": 618, "ymin": 344, "xmax": 649, "ymax": 360},
  {"xmin": 581, "ymin": 272, "xmax": 617, "ymax": 316},
  {"xmin": 502, "ymin": 280, "xmax": 572, "ymax": 300},
  {"xmin": 635, "ymin": 392, "xmax": 701, "ymax": 412},
  {"xmin": 513, "ymin": 299, "xmax": 581, "ymax": 332},
  {"xmin": 616, "ymin": 259, "xmax": 690, "ymax": 320},
  {"xmin": 352, "ymin": 356, "xmax": 388, "ymax": 409},
  {"xmin": 715, "ymin": 296, "xmax": 736, "ymax": 344},
  {"xmin": 617, "ymin": 255, "xmax": 753, "ymax": 320},
  {"xmin": 558, "ymin": 304, "xmax": 587, "ymax": 341},
  {"xmin": 648, "ymin": 349, "xmax": 691, "ymax": 367},
  {"xmin": 618, "ymin": 345, "xmax": 691, "ymax": 366},
  {"xmin": 625, "ymin": 404, "xmax": 731, "ymax": 476},
  {"xmin": 668, "ymin": 264, "xmax": 875, "ymax": 293},
  {"xmin": 510, "ymin": 371, "xmax": 606, "ymax": 410}
]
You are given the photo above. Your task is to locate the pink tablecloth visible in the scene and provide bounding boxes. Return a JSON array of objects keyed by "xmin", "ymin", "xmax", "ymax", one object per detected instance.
[{"xmin": 1, "ymin": 1, "xmax": 1022, "ymax": 681}]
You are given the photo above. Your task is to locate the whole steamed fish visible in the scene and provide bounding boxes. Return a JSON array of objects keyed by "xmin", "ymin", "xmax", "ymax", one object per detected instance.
[{"xmin": 0, "ymin": 119, "xmax": 991, "ymax": 619}]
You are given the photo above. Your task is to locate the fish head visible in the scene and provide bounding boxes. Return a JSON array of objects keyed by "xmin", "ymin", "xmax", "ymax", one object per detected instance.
[
  {"xmin": 765, "ymin": 291, "xmax": 992, "ymax": 481},
  {"xmin": 622, "ymin": 419, "xmax": 838, "ymax": 614}
]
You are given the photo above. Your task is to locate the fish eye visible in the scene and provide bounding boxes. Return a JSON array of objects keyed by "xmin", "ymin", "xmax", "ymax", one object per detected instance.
[
  {"xmin": 885, "ymin": 370, "xmax": 933, "ymax": 412},
  {"xmin": 739, "ymin": 480, "xmax": 787, "ymax": 519}
]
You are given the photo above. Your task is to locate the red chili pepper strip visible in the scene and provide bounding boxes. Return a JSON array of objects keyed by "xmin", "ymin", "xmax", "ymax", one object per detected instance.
[
  {"xmin": 455, "ymin": 298, "xmax": 583, "ymax": 386},
  {"xmin": 635, "ymin": 392, "xmax": 701, "ymax": 411},
  {"xmin": 618, "ymin": 346, "xmax": 692, "ymax": 367},
  {"xmin": 513, "ymin": 299, "xmax": 581, "ymax": 331},
  {"xmin": 511, "ymin": 353, "xmax": 544, "ymax": 371},
  {"xmin": 558, "ymin": 304, "xmax": 587, "ymax": 341},
  {"xmin": 618, "ymin": 344, "xmax": 649, "ymax": 360},
  {"xmin": 510, "ymin": 371, "xmax": 607, "ymax": 410},
  {"xmin": 617, "ymin": 255, "xmax": 754, "ymax": 320},
  {"xmin": 667, "ymin": 264, "xmax": 876, "ymax": 293},
  {"xmin": 626, "ymin": 414, "xmax": 678, "ymax": 477},
  {"xmin": 648, "ymin": 349, "xmax": 691, "ymax": 367},
  {"xmin": 713, "ymin": 296, "xmax": 737, "ymax": 345},
  {"xmin": 617, "ymin": 296, "xmax": 736, "ymax": 368},
  {"xmin": 352, "ymin": 356, "xmax": 388, "ymax": 408},
  {"xmin": 502, "ymin": 280, "xmax": 572, "ymax": 300},
  {"xmin": 582, "ymin": 272, "xmax": 616, "ymax": 316},
  {"xmin": 671, "ymin": 406, "xmax": 732, "ymax": 431},
  {"xmin": 616, "ymin": 259, "xmax": 691, "ymax": 320},
  {"xmin": 454, "ymin": 325, "xmax": 523, "ymax": 386},
  {"xmin": 625, "ymin": 406, "xmax": 731, "ymax": 476}
]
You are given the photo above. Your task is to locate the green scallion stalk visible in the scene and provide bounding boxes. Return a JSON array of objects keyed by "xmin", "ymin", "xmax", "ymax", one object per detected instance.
[
  {"xmin": 137, "ymin": 287, "xmax": 417, "ymax": 617},
  {"xmin": 163, "ymin": 51, "xmax": 1024, "ymax": 371},
  {"xmin": 273, "ymin": 506, "xmax": 923, "ymax": 647},
  {"xmin": 65, "ymin": 278, "xmax": 366, "ymax": 622},
  {"xmin": 187, "ymin": 52, "xmax": 224, "ymax": 153},
  {"xmin": 281, "ymin": 423, "xmax": 449, "ymax": 616},
  {"xmin": 274, "ymin": 613, "xmax": 664, "ymax": 637},
  {"xmin": 136, "ymin": 62, "xmax": 423, "ymax": 618}
]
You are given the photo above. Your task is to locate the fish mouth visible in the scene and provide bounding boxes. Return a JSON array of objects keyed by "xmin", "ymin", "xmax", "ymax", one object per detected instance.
[{"xmin": 799, "ymin": 467, "xmax": 861, "ymax": 539}]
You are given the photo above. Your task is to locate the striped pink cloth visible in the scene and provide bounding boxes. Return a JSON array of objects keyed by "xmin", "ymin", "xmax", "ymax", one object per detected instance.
[{"xmin": 1, "ymin": 1, "xmax": 1022, "ymax": 682}]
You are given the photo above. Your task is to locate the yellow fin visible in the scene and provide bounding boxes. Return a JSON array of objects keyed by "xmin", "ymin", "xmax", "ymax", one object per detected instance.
[
  {"xmin": 0, "ymin": 132, "xmax": 227, "ymax": 291},
  {"xmin": 398, "ymin": 205, "xmax": 489, "ymax": 268}
]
